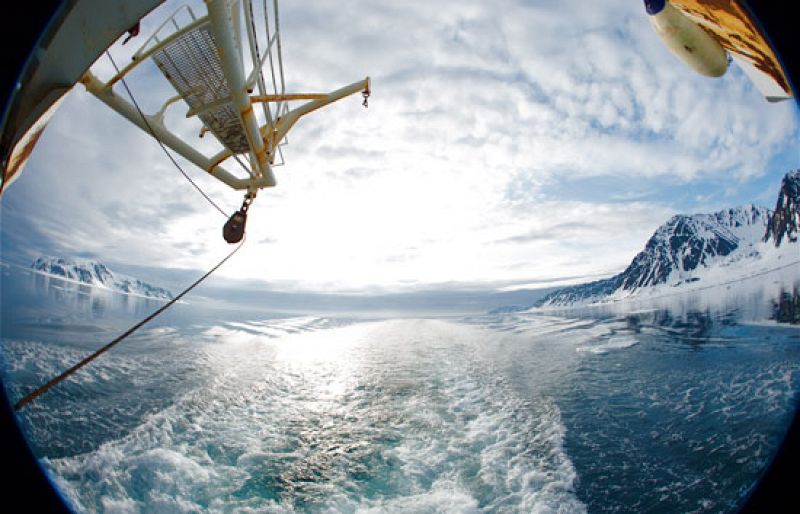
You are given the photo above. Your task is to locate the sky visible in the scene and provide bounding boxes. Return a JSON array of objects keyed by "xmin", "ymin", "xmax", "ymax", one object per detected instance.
[{"xmin": 1, "ymin": 0, "xmax": 799, "ymax": 293}]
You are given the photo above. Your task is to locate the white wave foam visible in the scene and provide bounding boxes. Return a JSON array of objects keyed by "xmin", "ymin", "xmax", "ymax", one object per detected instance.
[
  {"xmin": 41, "ymin": 319, "xmax": 585, "ymax": 513},
  {"xmin": 577, "ymin": 335, "xmax": 639, "ymax": 354},
  {"xmin": 355, "ymin": 478, "xmax": 480, "ymax": 513}
]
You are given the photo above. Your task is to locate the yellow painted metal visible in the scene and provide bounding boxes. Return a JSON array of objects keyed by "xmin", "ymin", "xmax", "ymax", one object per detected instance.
[
  {"xmin": 80, "ymin": 70, "xmax": 264, "ymax": 190},
  {"xmin": 258, "ymin": 78, "xmax": 370, "ymax": 165},
  {"xmin": 186, "ymin": 94, "xmax": 330, "ymax": 119},
  {"xmin": 205, "ymin": 0, "xmax": 272, "ymax": 185},
  {"xmin": 251, "ymin": 94, "xmax": 329, "ymax": 103}
]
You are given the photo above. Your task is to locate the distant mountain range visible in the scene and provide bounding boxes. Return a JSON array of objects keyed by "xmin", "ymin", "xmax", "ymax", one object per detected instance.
[
  {"xmin": 527, "ymin": 170, "xmax": 800, "ymax": 309},
  {"xmin": 30, "ymin": 257, "xmax": 174, "ymax": 300}
]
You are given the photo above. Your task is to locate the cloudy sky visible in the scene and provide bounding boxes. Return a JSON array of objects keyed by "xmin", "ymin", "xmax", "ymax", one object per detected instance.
[{"xmin": 2, "ymin": 0, "xmax": 798, "ymax": 292}]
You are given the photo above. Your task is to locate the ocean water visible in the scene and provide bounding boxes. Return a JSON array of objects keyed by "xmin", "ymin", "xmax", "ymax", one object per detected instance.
[{"xmin": 2, "ymin": 268, "xmax": 800, "ymax": 513}]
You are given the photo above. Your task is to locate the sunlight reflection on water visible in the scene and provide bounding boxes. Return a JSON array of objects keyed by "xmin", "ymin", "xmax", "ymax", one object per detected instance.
[{"xmin": 2, "ymin": 268, "xmax": 799, "ymax": 512}]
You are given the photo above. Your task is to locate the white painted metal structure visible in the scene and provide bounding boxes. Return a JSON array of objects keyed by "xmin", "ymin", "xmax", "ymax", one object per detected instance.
[
  {"xmin": 81, "ymin": 0, "xmax": 370, "ymax": 193},
  {"xmin": 1, "ymin": 0, "xmax": 165, "ymax": 195}
]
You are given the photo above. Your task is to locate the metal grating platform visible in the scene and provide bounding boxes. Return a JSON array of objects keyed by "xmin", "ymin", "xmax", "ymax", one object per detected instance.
[{"xmin": 153, "ymin": 25, "xmax": 250, "ymax": 154}]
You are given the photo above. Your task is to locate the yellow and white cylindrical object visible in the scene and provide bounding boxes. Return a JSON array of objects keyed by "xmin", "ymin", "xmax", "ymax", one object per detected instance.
[{"xmin": 645, "ymin": 0, "xmax": 729, "ymax": 78}]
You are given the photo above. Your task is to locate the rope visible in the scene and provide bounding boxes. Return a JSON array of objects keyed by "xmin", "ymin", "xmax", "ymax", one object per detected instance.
[
  {"xmin": 14, "ymin": 237, "xmax": 245, "ymax": 411},
  {"xmin": 13, "ymin": 52, "xmax": 256, "ymax": 411},
  {"xmin": 105, "ymin": 51, "xmax": 228, "ymax": 218}
]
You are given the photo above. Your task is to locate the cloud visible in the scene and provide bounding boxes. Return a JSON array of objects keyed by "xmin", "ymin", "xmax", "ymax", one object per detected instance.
[
  {"xmin": 3, "ymin": 0, "xmax": 797, "ymax": 291},
  {"xmin": 498, "ymin": 222, "xmax": 602, "ymax": 244}
]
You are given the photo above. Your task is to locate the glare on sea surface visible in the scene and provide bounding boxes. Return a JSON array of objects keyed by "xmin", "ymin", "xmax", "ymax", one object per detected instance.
[{"xmin": 204, "ymin": 321, "xmax": 372, "ymax": 408}]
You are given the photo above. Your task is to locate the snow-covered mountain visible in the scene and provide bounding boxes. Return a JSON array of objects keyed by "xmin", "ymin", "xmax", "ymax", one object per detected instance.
[
  {"xmin": 764, "ymin": 169, "xmax": 800, "ymax": 245},
  {"xmin": 30, "ymin": 257, "xmax": 174, "ymax": 300},
  {"xmin": 535, "ymin": 171, "xmax": 800, "ymax": 308}
]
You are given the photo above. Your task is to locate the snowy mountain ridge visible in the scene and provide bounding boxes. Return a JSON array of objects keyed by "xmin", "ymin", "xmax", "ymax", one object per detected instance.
[
  {"xmin": 764, "ymin": 170, "xmax": 800, "ymax": 245},
  {"xmin": 534, "ymin": 171, "xmax": 800, "ymax": 308},
  {"xmin": 30, "ymin": 257, "xmax": 174, "ymax": 300}
]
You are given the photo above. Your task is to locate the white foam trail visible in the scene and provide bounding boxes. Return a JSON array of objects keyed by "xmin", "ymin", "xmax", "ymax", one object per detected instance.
[
  {"xmin": 42, "ymin": 319, "xmax": 585, "ymax": 513},
  {"xmin": 576, "ymin": 335, "xmax": 639, "ymax": 354}
]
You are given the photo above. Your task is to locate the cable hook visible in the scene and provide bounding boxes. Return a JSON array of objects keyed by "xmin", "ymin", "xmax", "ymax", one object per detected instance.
[{"xmin": 223, "ymin": 193, "xmax": 256, "ymax": 244}]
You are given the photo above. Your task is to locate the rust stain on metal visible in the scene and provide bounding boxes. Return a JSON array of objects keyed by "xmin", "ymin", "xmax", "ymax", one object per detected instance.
[
  {"xmin": 261, "ymin": 128, "xmax": 278, "ymax": 152},
  {"xmin": 251, "ymin": 93, "xmax": 328, "ymax": 103},
  {"xmin": 671, "ymin": 0, "xmax": 791, "ymax": 94},
  {"xmin": 2, "ymin": 125, "xmax": 46, "ymax": 194},
  {"xmin": 208, "ymin": 152, "xmax": 232, "ymax": 174}
]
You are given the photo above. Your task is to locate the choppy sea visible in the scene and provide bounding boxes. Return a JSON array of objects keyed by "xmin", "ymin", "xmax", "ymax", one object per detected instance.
[{"xmin": 2, "ymin": 267, "xmax": 800, "ymax": 513}]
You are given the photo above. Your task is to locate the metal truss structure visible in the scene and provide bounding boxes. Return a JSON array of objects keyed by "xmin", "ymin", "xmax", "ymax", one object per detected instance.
[{"xmin": 81, "ymin": 0, "xmax": 370, "ymax": 193}]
